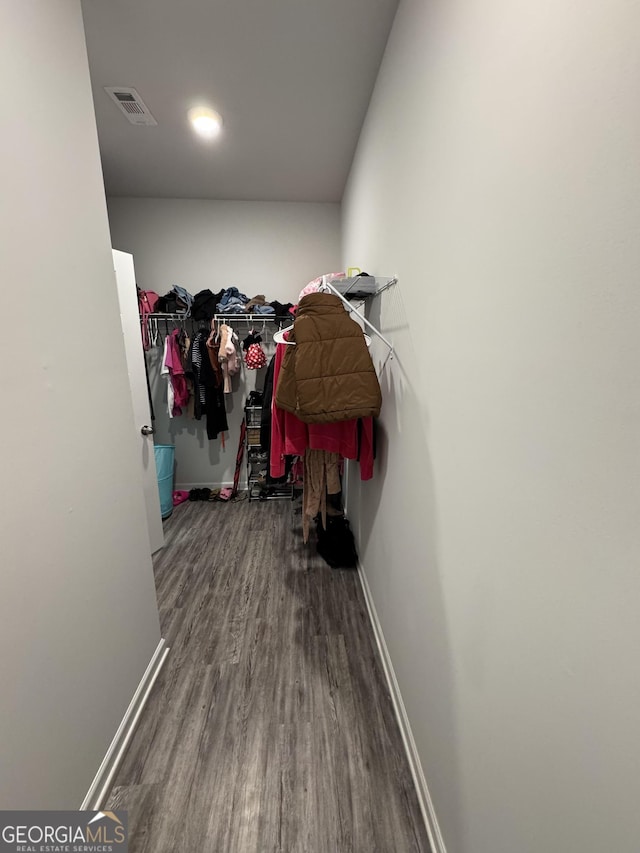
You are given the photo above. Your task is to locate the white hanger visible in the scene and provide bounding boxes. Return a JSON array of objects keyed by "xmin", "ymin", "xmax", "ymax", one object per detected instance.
[
  {"xmin": 149, "ymin": 317, "xmax": 159, "ymax": 347},
  {"xmin": 272, "ymin": 326, "xmax": 295, "ymax": 345}
]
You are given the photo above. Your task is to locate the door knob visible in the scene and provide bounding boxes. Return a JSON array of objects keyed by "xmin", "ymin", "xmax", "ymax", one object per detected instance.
[{"xmin": 141, "ymin": 425, "xmax": 155, "ymax": 436}]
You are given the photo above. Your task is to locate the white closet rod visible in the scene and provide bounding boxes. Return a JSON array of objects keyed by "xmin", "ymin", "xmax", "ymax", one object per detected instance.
[
  {"xmin": 212, "ymin": 314, "xmax": 290, "ymax": 323},
  {"xmin": 143, "ymin": 312, "xmax": 292, "ymax": 322}
]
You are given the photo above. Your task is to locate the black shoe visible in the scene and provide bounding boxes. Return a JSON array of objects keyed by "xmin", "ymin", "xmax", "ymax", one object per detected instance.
[{"xmin": 316, "ymin": 516, "xmax": 358, "ymax": 569}]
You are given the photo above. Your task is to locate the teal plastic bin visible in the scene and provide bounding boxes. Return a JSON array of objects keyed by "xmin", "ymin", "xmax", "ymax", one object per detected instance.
[{"xmin": 154, "ymin": 444, "xmax": 175, "ymax": 519}]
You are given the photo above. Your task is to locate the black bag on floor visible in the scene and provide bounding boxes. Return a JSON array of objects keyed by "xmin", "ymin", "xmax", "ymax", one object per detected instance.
[{"xmin": 315, "ymin": 515, "xmax": 358, "ymax": 569}]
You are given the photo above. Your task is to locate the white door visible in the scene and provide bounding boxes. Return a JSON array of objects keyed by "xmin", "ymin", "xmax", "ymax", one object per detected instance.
[{"xmin": 113, "ymin": 249, "xmax": 164, "ymax": 554}]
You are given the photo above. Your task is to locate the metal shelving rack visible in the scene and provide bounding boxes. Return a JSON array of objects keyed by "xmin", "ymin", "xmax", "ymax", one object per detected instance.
[{"xmin": 244, "ymin": 402, "xmax": 293, "ymax": 502}]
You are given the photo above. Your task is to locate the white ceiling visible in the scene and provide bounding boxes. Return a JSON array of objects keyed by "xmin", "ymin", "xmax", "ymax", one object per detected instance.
[{"xmin": 81, "ymin": 0, "xmax": 399, "ymax": 203}]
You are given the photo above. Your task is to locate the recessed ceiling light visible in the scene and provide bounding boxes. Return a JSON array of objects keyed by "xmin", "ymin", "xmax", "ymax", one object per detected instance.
[{"xmin": 188, "ymin": 106, "xmax": 223, "ymax": 139}]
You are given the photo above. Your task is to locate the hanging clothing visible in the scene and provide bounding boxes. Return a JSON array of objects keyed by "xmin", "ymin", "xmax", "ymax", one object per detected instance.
[
  {"xmin": 138, "ymin": 289, "xmax": 160, "ymax": 351},
  {"xmin": 275, "ymin": 293, "xmax": 381, "ymax": 423},
  {"xmin": 205, "ymin": 324, "xmax": 224, "ymax": 391},
  {"xmin": 259, "ymin": 354, "xmax": 289, "ymax": 486},
  {"xmin": 270, "ymin": 339, "xmax": 374, "ymax": 480},
  {"xmin": 176, "ymin": 329, "xmax": 194, "ymax": 417},
  {"xmin": 160, "ymin": 337, "xmax": 175, "ymax": 418},
  {"xmin": 218, "ymin": 324, "xmax": 239, "ymax": 393},
  {"xmin": 164, "ymin": 329, "xmax": 189, "ymax": 414},
  {"xmin": 189, "ymin": 329, "xmax": 228, "ymax": 439},
  {"xmin": 302, "ymin": 449, "xmax": 342, "ymax": 543},
  {"xmin": 177, "ymin": 328, "xmax": 190, "ymax": 365},
  {"xmin": 187, "ymin": 331, "xmax": 207, "ymax": 419},
  {"xmin": 201, "ymin": 347, "xmax": 228, "ymax": 441},
  {"xmin": 260, "ymin": 354, "xmax": 277, "ymax": 451}
]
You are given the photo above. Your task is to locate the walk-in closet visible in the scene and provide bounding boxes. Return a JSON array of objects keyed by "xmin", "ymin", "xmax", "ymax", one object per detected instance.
[
  {"xmin": 6, "ymin": 2, "xmax": 640, "ymax": 853},
  {"xmin": 107, "ymin": 234, "xmax": 429, "ymax": 850}
]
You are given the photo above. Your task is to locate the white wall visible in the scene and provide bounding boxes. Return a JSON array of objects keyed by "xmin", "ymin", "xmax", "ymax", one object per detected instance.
[
  {"xmin": 0, "ymin": 0, "xmax": 161, "ymax": 807},
  {"xmin": 108, "ymin": 198, "xmax": 341, "ymax": 487},
  {"xmin": 343, "ymin": 1, "xmax": 640, "ymax": 851}
]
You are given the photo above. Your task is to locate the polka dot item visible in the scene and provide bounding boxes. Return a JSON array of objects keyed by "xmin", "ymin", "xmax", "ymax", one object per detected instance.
[{"xmin": 245, "ymin": 343, "xmax": 267, "ymax": 369}]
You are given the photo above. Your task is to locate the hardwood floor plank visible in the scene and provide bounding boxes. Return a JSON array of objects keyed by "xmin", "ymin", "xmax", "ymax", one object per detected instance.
[{"xmin": 106, "ymin": 500, "xmax": 431, "ymax": 853}]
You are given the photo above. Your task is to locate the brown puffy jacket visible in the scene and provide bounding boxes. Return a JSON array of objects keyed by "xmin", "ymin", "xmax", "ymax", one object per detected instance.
[{"xmin": 275, "ymin": 293, "xmax": 382, "ymax": 423}]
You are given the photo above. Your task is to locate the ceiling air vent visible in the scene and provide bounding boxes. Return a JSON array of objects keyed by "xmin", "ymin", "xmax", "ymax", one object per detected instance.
[{"xmin": 104, "ymin": 87, "xmax": 157, "ymax": 126}]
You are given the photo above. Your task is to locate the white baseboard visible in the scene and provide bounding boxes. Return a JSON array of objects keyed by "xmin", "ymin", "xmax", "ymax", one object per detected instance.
[
  {"xmin": 357, "ymin": 566, "xmax": 447, "ymax": 853},
  {"xmin": 80, "ymin": 638, "xmax": 170, "ymax": 810},
  {"xmin": 175, "ymin": 480, "xmax": 241, "ymax": 491}
]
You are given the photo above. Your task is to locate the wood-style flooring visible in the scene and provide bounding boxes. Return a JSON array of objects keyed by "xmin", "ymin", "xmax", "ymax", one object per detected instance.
[{"xmin": 107, "ymin": 499, "xmax": 431, "ymax": 853}]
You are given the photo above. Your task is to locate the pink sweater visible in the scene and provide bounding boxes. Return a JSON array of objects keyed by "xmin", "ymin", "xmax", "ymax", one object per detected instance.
[{"xmin": 165, "ymin": 330, "xmax": 189, "ymax": 414}]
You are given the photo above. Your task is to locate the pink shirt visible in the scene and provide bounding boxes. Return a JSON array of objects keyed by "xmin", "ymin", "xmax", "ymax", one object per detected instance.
[{"xmin": 165, "ymin": 330, "xmax": 189, "ymax": 413}]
